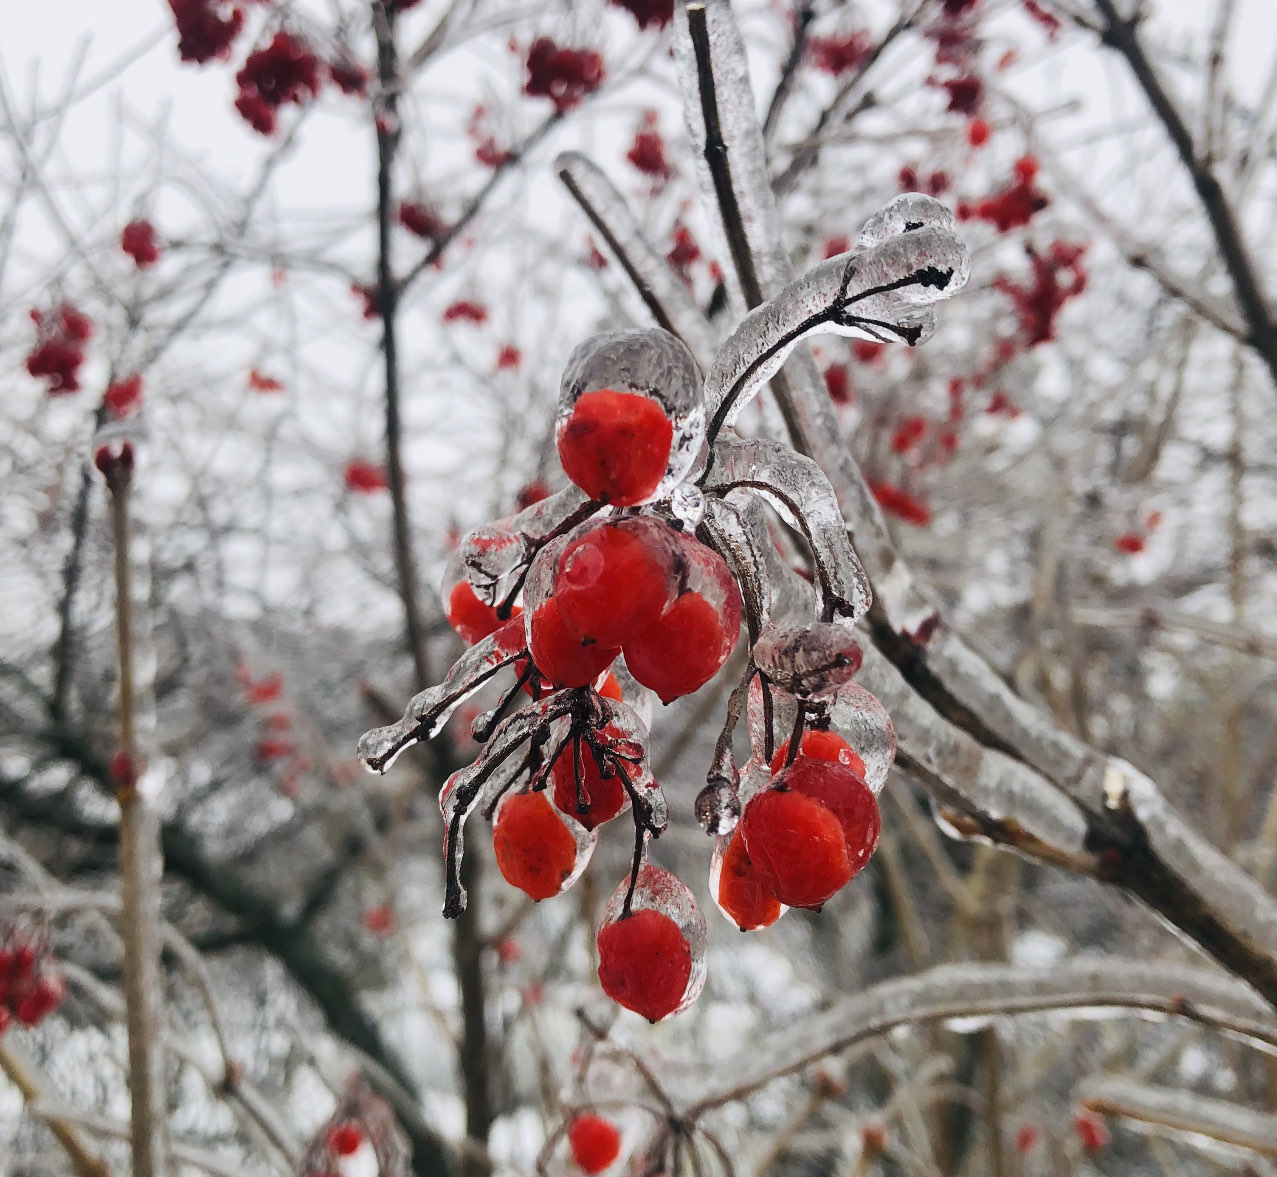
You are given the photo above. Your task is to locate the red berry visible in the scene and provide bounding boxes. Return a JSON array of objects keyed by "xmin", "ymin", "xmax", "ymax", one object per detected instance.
[
  {"xmin": 568, "ymin": 1113, "xmax": 622, "ymax": 1174},
  {"xmin": 558, "ymin": 389, "xmax": 673, "ymax": 506},
  {"xmin": 778, "ymin": 759, "xmax": 880, "ymax": 874},
  {"xmin": 121, "ymin": 220, "xmax": 161, "ymax": 268},
  {"xmin": 492, "ymin": 791, "xmax": 580, "ymax": 901},
  {"xmin": 769, "ymin": 730, "xmax": 866, "ymax": 778},
  {"xmin": 1114, "ymin": 532, "xmax": 1145, "ymax": 555},
  {"xmin": 104, "ymin": 374, "xmax": 143, "ymax": 419},
  {"xmin": 967, "ymin": 117, "xmax": 990, "ymax": 147},
  {"xmin": 550, "ymin": 744, "xmax": 627, "ymax": 830},
  {"xmin": 1073, "ymin": 1109, "xmax": 1109, "ymax": 1153},
  {"xmin": 327, "ymin": 1122, "xmax": 363, "ymax": 1157},
  {"xmin": 554, "ymin": 519, "xmax": 678, "ymax": 648},
  {"xmin": 344, "ymin": 459, "xmax": 388, "ymax": 493},
  {"xmin": 624, "ymin": 591, "xmax": 735, "ymax": 703},
  {"xmin": 715, "ymin": 831, "xmax": 782, "ymax": 931},
  {"xmin": 1015, "ymin": 1124, "xmax": 1039, "ymax": 1154},
  {"xmin": 447, "ymin": 581, "xmax": 518, "ymax": 645},
  {"xmin": 739, "ymin": 790, "xmax": 852, "ymax": 909},
  {"xmin": 528, "ymin": 599, "xmax": 619, "ymax": 688},
  {"xmin": 599, "ymin": 673, "xmax": 623, "ymax": 700},
  {"xmin": 596, "ymin": 908, "xmax": 692, "ymax": 1022}
]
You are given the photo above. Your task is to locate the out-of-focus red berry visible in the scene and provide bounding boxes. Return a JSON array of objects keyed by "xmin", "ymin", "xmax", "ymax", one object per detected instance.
[
  {"xmin": 104, "ymin": 374, "xmax": 144, "ymax": 418},
  {"xmin": 1073, "ymin": 1110, "xmax": 1110, "ymax": 1153},
  {"xmin": 608, "ymin": 0, "xmax": 673, "ymax": 31},
  {"xmin": 327, "ymin": 1122, "xmax": 363, "ymax": 1157},
  {"xmin": 344, "ymin": 459, "xmax": 389, "ymax": 493},
  {"xmin": 524, "ymin": 38, "xmax": 604, "ymax": 114},
  {"xmin": 121, "ymin": 220, "xmax": 161, "ymax": 268},
  {"xmin": 568, "ymin": 1113, "xmax": 622, "ymax": 1174}
]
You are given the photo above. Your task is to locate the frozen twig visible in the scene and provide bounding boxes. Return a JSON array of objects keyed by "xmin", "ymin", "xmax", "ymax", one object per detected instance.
[{"xmin": 98, "ymin": 445, "xmax": 168, "ymax": 1177}]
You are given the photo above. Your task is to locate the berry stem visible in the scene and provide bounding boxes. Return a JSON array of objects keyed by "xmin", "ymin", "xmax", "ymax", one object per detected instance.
[
  {"xmin": 471, "ymin": 659, "xmax": 535, "ymax": 743},
  {"xmin": 783, "ymin": 706, "xmax": 807, "ymax": 770}
]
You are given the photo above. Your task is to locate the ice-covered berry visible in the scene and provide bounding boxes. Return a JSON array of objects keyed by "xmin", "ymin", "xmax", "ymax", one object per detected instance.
[
  {"xmin": 447, "ymin": 580, "xmax": 517, "ymax": 646},
  {"xmin": 739, "ymin": 789, "xmax": 852, "ymax": 909},
  {"xmin": 713, "ymin": 831, "xmax": 782, "ymax": 931},
  {"xmin": 550, "ymin": 742, "xmax": 627, "ymax": 829},
  {"xmin": 777, "ymin": 759, "xmax": 880, "ymax": 874},
  {"xmin": 769, "ymin": 729, "xmax": 867, "ymax": 778},
  {"xmin": 596, "ymin": 908, "xmax": 691, "ymax": 1022},
  {"xmin": 528, "ymin": 600, "xmax": 619, "ymax": 688},
  {"xmin": 554, "ymin": 518, "xmax": 680, "ymax": 648},
  {"xmin": 492, "ymin": 791, "xmax": 581, "ymax": 901},
  {"xmin": 557, "ymin": 389, "xmax": 673, "ymax": 506}
]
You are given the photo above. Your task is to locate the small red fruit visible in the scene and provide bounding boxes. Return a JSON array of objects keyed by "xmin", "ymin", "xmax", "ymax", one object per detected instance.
[
  {"xmin": 528, "ymin": 600, "xmax": 619, "ymax": 688},
  {"xmin": 558, "ymin": 389, "xmax": 673, "ymax": 505},
  {"xmin": 716, "ymin": 831, "xmax": 782, "ymax": 931},
  {"xmin": 778, "ymin": 759, "xmax": 880, "ymax": 874},
  {"xmin": 447, "ymin": 581, "xmax": 518, "ymax": 645},
  {"xmin": 554, "ymin": 520, "xmax": 677, "ymax": 648},
  {"xmin": 596, "ymin": 908, "xmax": 692, "ymax": 1021},
  {"xmin": 769, "ymin": 730, "xmax": 866, "ymax": 778},
  {"xmin": 624, "ymin": 591, "xmax": 737, "ymax": 703},
  {"xmin": 493, "ymin": 792, "xmax": 579, "ymax": 901},
  {"xmin": 1073, "ymin": 1109, "xmax": 1110, "ymax": 1153},
  {"xmin": 739, "ymin": 790, "xmax": 852, "ymax": 909},
  {"xmin": 550, "ymin": 744, "xmax": 626, "ymax": 830},
  {"xmin": 327, "ymin": 1122, "xmax": 363, "ymax": 1157},
  {"xmin": 568, "ymin": 1113, "xmax": 622, "ymax": 1174},
  {"xmin": 121, "ymin": 220, "xmax": 161, "ymax": 268}
]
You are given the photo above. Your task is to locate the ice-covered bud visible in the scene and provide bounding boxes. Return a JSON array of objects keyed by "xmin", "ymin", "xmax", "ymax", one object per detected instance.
[
  {"xmin": 695, "ymin": 773, "xmax": 741, "ymax": 835},
  {"xmin": 557, "ymin": 328, "xmax": 704, "ymax": 504},
  {"xmin": 754, "ymin": 622, "xmax": 863, "ymax": 698},
  {"xmin": 857, "ymin": 192, "xmax": 957, "ymax": 249}
]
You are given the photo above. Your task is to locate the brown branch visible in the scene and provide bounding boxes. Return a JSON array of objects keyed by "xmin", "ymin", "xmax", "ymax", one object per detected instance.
[
  {"xmin": 761, "ymin": 1, "xmax": 814, "ymax": 143},
  {"xmin": 1091, "ymin": 0, "xmax": 1277, "ymax": 390},
  {"xmin": 99, "ymin": 448, "xmax": 169, "ymax": 1177},
  {"xmin": 0, "ymin": 1037, "xmax": 113, "ymax": 1177}
]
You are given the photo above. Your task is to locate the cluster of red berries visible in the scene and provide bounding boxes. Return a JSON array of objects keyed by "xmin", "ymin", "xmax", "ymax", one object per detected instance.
[
  {"xmin": 234, "ymin": 31, "xmax": 324, "ymax": 135},
  {"xmin": 168, "ymin": 0, "xmax": 244, "ymax": 65},
  {"xmin": 0, "ymin": 930, "xmax": 65, "ymax": 1034},
  {"xmin": 992, "ymin": 240, "xmax": 1087, "ymax": 346},
  {"xmin": 524, "ymin": 38, "xmax": 605, "ymax": 115},
  {"xmin": 958, "ymin": 157, "xmax": 1048, "ymax": 233},
  {"xmin": 26, "ymin": 303, "xmax": 93, "ymax": 395},
  {"xmin": 362, "ymin": 187, "xmax": 969, "ymax": 1020},
  {"xmin": 626, "ymin": 112, "xmax": 671, "ymax": 183}
]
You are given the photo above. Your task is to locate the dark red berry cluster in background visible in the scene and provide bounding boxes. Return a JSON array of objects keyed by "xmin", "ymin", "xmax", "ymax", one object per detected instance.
[
  {"xmin": 524, "ymin": 38, "xmax": 605, "ymax": 114},
  {"xmin": 626, "ymin": 111, "xmax": 672, "ymax": 183},
  {"xmin": 607, "ymin": 0, "xmax": 674, "ymax": 31},
  {"xmin": 993, "ymin": 240, "xmax": 1087, "ymax": 345},
  {"xmin": 0, "ymin": 927, "xmax": 65, "ymax": 1034},
  {"xmin": 959, "ymin": 156, "xmax": 1049, "ymax": 232},
  {"xmin": 121, "ymin": 219, "xmax": 161, "ymax": 268},
  {"xmin": 808, "ymin": 30, "xmax": 870, "ymax": 76},
  {"xmin": 235, "ymin": 31, "xmax": 324, "ymax": 135},
  {"xmin": 168, "ymin": 0, "xmax": 244, "ymax": 65},
  {"xmin": 26, "ymin": 303, "xmax": 93, "ymax": 395}
]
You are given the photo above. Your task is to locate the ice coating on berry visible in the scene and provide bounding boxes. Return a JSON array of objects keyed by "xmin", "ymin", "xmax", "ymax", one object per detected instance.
[
  {"xmin": 826, "ymin": 682, "xmax": 897, "ymax": 794},
  {"xmin": 524, "ymin": 538, "xmax": 620, "ymax": 687},
  {"xmin": 493, "ymin": 790, "xmax": 593, "ymax": 900},
  {"xmin": 554, "ymin": 517, "xmax": 681, "ymax": 647},
  {"xmin": 558, "ymin": 389, "xmax": 673, "ymax": 506},
  {"xmin": 568, "ymin": 1113, "xmax": 622, "ymax": 1175},
  {"xmin": 669, "ymin": 483, "xmax": 705, "ymax": 528},
  {"xmin": 596, "ymin": 865, "xmax": 706, "ymax": 1020},
  {"xmin": 739, "ymin": 789, "xmax": 852, "ymax": 909},
  {"xmin": 705, "ymin": 435, "xmax": 871, "ymax": 623},
  {"xmin": 623, "ymin": 536, "xmax": 740, "ymax": 702},
  {"xmin": 557, "ymin": 328, "xmax": 705, "ymax": 503},
  {"xmin": 770, "ymin": 729, "xmax": 867, "ymax": 778},
  {"xmin": 549, "ymin": 737, "xmax": 629, "ymax": 829},
  {"xmin": 857, "ymin": 192, "xmax": 957, "ymax": 249},
  {"xmin": 358, "ymin": 616, "xmax": 528, "ymax": 772},
  {"xmin": 460, "ymin": 484, "xmax": 595, "ymax": 603},
  {"xmin": 445, "ymin": 555, "xmax": 520, "ymax": 644},
  {"xmin": 754, "ymin": 622, "xmax": 863, "ymax": 698},
  {"xmin": 776, "ymin": 759, "xmax": 880, "ymax": 874},
  {"xmin": 711, "ymin": 830, "xmax": 783, "ymax": 931}
]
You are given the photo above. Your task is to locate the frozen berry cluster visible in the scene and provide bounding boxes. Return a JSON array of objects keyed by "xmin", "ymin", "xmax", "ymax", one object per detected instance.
[
  {"xmin": 359, "ymin": 193, "xmax": 969, "ymax": 1020},
  {"xmin": 0, "ymin": 926, "xmax": 65, "ymax": 1034}
]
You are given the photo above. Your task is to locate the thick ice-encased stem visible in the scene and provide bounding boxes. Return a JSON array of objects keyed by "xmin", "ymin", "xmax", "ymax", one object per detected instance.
[
  {"xmin": 555, "ymin": 152, "xmax": 721, "ymax": 369},
  {"xmin": 358, "ymin": 621, "xmax": 527, "ymax": 773},
  {"xmin": 703, "ymin": 228, "xmax": 968, "ymax": 434},
  {"xmin": 705, "ymin": 434, "xmax": 871, "ymax": 623}
]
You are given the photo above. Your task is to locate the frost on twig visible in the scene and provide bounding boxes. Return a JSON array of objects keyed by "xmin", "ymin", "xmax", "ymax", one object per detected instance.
[
  {"xmin": 680, "ymin": 958, "xmax": 1277, "ymax": 1115},
  {"xmin": 1077, "ymin": 1076, "xmax": 1277, "ymax": 1160},
  {"xmin": 555, "ymin": 151, "xmax": 721, "ymax": 368}
]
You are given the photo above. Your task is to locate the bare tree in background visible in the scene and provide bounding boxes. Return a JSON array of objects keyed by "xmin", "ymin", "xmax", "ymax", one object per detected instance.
[{"xmin": 4, "ymin": 1, "xmax": 1277, "ymax": 1175}]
